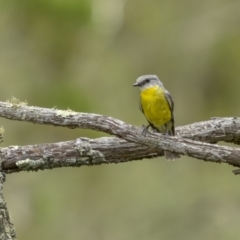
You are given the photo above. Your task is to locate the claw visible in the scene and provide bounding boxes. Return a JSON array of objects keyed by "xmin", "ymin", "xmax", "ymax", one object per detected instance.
[{"xmin": 141, "ymin": 125, "xmax": 150, "ymax": 136}]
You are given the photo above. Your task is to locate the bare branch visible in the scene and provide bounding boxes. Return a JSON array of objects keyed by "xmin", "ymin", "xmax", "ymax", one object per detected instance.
[
  {"xmin": 0, "ymin": 101, "xmax": 240, "ymax": 173},
  {"xmin": 177, "ymin": 117, "xmax": 240, "ymax": 144},
  {"xmin": 1, "ymin": 137, "xmax": 161, "ymax": 173},
  {"xmin": 0, "ymin": 101, "xmax": 240, "ymax": 144},
  {"xmin": 0, "ymin": 173, "xmax": 17, "ymax": 239},
  {"xmin": 1, "ymin": 132, "xmax": 240, "ymax": 173}
]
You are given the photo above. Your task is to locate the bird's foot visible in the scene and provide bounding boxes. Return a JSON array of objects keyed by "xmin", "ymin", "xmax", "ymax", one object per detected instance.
[{"xmin": 141, "ymin": 125, "xmax": 150, "ymax": 137}]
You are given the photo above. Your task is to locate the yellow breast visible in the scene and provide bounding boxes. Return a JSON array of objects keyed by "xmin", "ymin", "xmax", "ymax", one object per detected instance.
[{"xmin": 140, "ymin": 86, "xmax": 172, "ymax": 130}]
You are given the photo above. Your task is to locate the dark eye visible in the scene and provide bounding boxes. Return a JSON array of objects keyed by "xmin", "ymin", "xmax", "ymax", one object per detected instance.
[{"xmin": 145, "ymin": 78, "xmax": 150, "ymax": 83}]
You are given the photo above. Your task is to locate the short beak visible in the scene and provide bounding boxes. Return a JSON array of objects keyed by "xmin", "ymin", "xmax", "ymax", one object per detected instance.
[{"xmin": 133, "ymin": 82, "xmax": 139, "ymax": 87}]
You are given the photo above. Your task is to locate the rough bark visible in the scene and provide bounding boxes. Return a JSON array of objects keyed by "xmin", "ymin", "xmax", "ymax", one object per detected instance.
[
  {"xmin": 0, "ymin": 173, "xmax": 17, "ymax": 240},
  {"xmin": 0, "ymin": 101, "xmax": 239, "ymax": 173}
]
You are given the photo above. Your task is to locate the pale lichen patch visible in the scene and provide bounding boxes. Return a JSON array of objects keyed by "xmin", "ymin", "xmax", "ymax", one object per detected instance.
[
  {"xmin": 75, "ymin": 141, "xmax": 106, "ymax": 164},
  {"xmin": 56, "ymin": 109, "xmax": 78, "ymax": 117},
  {"xmin": 0, "ymin": 127, "xmax": 4, "ymax": 144},
  {"xmin": 8, "ymin": 146, "xmax": 19, "ymax": 150},
  {"xmin": 6, "ymin": 97, "xmax": 27, "ymax": 108},
  {"xmin": 16, "ymin": 158, "xmax": 45, "ymax": 170}
]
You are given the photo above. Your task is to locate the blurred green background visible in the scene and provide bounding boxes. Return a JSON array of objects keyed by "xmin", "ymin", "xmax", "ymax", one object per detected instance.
[{"xmin": 1, "ymin": 0, "xmax": 240, "ymax": 239}]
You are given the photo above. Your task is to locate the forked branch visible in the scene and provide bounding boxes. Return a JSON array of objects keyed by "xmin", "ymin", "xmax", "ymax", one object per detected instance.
[{"xmin": 0, "ymin": 101, "xmax": 240, "ymax": 174}]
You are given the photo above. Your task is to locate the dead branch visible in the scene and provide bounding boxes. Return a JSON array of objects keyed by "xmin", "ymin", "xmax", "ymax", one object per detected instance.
[
  {"xmin": 0, "ymin": 172, "xmax": 17, "ymax": 239},
  {"xmin": 0, "ymin": 101, "xmax": 240, "ymax": 173},
  {"xmin": 0, "ymin": 101, "xmax": 240, "ymax": 144}
]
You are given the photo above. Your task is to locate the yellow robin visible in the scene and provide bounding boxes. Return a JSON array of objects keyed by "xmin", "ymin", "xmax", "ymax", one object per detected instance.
[{"xmin": 133, "ymin": 75, "xmax": 180, "ymax": 160}]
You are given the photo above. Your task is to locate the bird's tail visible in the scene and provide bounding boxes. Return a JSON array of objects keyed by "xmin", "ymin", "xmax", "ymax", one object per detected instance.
[
  {"xmin": 164, "ymin": 126, "xmax": 181, "ymax": 160},
  {"xmin": 148, "ymin": 123, "xmax": 181, "ymax": 160}
]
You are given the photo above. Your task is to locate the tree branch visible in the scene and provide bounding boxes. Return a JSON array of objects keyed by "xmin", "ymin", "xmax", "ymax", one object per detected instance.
[
  {"xmin": 0, "ymin": 101, "xmax": 240, "ymax": 174},
  {"xmin": 0, "ymin": 173, "xmax": 17, "ymax": 239},
  {"xmin": 1, "ymin": 101, "xmax": 240, "ymax": 144},
  {"xmin": 1, "ymin": 137, "xmax": 161, "ymax": 173}
]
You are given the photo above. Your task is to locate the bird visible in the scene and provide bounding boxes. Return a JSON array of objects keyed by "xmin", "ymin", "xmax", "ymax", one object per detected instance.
[{"xmin": 133, "ymin": 74, "xmax": 180, "ymax": 160}]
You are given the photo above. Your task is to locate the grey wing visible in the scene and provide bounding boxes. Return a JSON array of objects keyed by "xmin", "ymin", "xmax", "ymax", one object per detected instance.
[
  {"xmin": 164, "ymin": 90, "xmax": 175, "ymax": 135},
  {"xmin": 164, "ymin": 90, "xmax": 174, "ymax": 112}
]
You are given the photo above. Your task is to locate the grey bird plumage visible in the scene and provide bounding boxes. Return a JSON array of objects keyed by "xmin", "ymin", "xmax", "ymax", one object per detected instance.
[{"xmin": 133, "ymin": 75, "xmax": 181, "ymax": 160}]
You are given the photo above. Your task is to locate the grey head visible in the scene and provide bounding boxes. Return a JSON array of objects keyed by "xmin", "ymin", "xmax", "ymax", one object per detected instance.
[{"xmin": 133, "ymin": 75, "xmax": 164, "ymax": 91}]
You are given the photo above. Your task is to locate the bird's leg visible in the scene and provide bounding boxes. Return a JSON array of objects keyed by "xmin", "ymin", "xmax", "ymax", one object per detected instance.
[
  {"xmin": 141, "ymin": 124, "xmax": 151, "ymax": 137},
  {"xmin": 162, "ymin": 125, "xmax": 170, "ymax": 137},
  {"xmin": 161, "ymin": 132, "xmax": 169, "ymax": 141}
]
